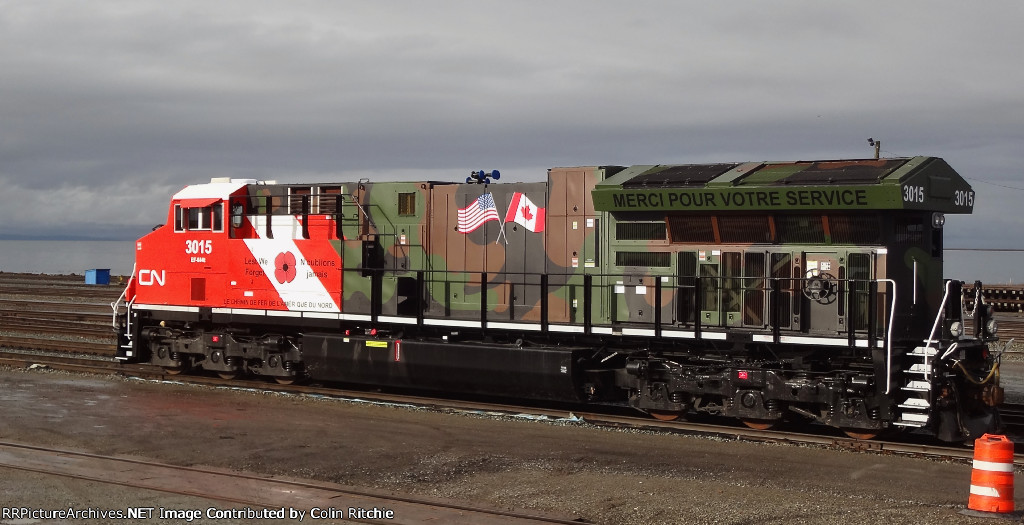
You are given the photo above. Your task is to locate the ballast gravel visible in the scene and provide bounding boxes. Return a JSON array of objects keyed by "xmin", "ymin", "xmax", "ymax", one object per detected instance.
[{"xmin": 0, "ymin": 366, "xmax": 1020, "ymax": 525}]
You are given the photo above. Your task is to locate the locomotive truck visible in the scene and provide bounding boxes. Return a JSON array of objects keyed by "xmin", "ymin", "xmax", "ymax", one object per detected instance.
[{"xmin": 114, "ymin": 156, "xmax": 1003, "ymax": 441}]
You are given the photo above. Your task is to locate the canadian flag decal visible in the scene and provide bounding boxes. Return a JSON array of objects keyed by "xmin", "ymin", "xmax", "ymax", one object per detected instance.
[{"xmin": 504, "ymin": 192, "xmax": 545, "ymax": 232}]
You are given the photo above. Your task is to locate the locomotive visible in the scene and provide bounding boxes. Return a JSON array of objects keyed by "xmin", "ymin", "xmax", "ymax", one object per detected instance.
[{"xmin": 114, "ymin": 156, "xmax": 1003, "ymax": 441}]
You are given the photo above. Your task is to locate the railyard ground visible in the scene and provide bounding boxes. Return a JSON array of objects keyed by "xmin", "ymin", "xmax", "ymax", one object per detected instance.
[{"xmin": 1, "ymin": 363, "xmax": 1023, "ymax": 525}]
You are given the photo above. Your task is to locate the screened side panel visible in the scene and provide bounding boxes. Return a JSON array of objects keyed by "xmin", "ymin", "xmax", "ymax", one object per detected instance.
[
  {"xmin": 829, "ymin": 215, "xmax": 881, "ymax": 244},
  {"xmin": 668, "ymin": 216, "xmax": 715, "ymax": 243},
  {"xmin": 718, "ymin": 215, "xmax": 772, "ymax": 243},
  {"xmin": 677, "ymin": 251, "xmax": 698, "ymax": 324},
  {"xmin": 743, "ymin": 252, "xmax": 766, "ymax": 326},
  {"xmin": 616, "ymin": 221, "xmax": 667, "ymax": 241},
  {"xmin": 771, "ymin": 252, "xmax": 794, "ymax": 329},
  {"xmin": 615, "ymin": 252, "xmax": 671, "ymax": 267},
  {"xmin": 722, "ymin": 252, "xmax": 742, "ymax": 326},
  {"xmin": 776, "ymin": 215, "xmax": 825, "ymax": 244},
  {"xmin": 848, "ymin": 253, "xmax": 872, "ymax": 331}
]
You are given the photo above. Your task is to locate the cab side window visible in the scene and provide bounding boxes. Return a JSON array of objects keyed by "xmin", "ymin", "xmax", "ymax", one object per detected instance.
[
  {"xmin": 174, "ymin": 205, "xmax": 184, "ymax": 231},
  {"xmin": 174, "ymin": 203, "xmax": 223, "ymax": 232},
  {"xmin": 231, "ymin": 202, "xmax": 245, "ymax": 228},
  {"xmin": 212, "ymin": 203, "xmax": 223, "ymax": 231},
  {"xmin": 188, "ymin": 207, "xmax": 204, "ymax": 230}
]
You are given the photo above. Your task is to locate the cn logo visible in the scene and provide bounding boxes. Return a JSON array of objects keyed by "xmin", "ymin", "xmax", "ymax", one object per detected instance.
[{"xmin": 138, "ymin": 269, "xmax": 166, "ymax": 286}]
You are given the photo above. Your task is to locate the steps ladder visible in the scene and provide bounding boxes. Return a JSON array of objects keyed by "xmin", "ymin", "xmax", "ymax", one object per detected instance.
[{"xmin": 894, "ymin": 343, "xmax": 938, "ymax": 427}]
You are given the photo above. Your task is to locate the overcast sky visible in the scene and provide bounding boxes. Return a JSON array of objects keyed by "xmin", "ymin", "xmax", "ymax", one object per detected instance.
[{"xmin": 1, "ymin": 1, "xmax": 1023, "ymax": 246}]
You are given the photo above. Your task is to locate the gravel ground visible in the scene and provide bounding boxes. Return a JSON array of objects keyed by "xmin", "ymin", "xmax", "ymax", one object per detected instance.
[
  {"xmin": 0, "ymin": 468, "xmax": 239, "ymax": 525},
  {"xmin": 0, "ymin": 366, "xmax": 1019, "ymax": 525}
]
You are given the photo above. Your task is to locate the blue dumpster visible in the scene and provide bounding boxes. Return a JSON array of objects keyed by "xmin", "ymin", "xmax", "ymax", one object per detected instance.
[{"xmin": 85, "ymin": 269, "xmax": 111, "ymax": 285}]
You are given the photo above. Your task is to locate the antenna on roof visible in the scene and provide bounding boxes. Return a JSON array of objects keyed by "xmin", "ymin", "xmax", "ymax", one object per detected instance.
[{"xmin": 867, "ymin": 138, "xmax": 881, "ymax": 159}]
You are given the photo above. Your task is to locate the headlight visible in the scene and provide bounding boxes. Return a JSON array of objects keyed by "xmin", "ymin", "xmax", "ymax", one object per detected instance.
[
  {"xmin": 932, "ymin": 212, "xmax": 945, "ymax": 229},
  {"xmin": 986, "ymin": 318, "xmax": 998, "ymax": 336},
  {"xmin": 949, "ymin": 321, "xmax": 962, "ymax": 337}
]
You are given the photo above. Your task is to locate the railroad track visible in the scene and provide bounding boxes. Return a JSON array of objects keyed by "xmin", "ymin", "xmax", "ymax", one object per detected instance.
[
  {"xmin": 998, "ymin": 402, "xmax": 1024, "ymax": 428},
  {"xmin": 0, "ymin": 318, "xmax": 114, "ymax": 339},
  {"xmin": 0, "ymin": 302, "xmax": 112, "ymax": 316},
  {"xmin": 0, "ymin": 349, "xmax": 148, "ymax": 374},
  {"xmin": 0, "ymin": 337, "xmax": 113, "ymax": 356},
  {"xmin": 1, "ymin": 347, "xmax": 1019, "ymax": 464},
  {"xmin": 1, "ymin": 272, "xmax": 1023, "ymax": 460},
  {"xmin": 0, "ymin": 441, "xmax": 583, "ymax": 524},
  {"xmin": 0, "ymin": 273, "xmax": 120, "ymax": 356}
]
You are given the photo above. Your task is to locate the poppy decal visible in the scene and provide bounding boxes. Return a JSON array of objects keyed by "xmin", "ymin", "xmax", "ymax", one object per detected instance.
[{"xmin": 275, "ymin": 251, "xmax": 297, "ymax": 284}]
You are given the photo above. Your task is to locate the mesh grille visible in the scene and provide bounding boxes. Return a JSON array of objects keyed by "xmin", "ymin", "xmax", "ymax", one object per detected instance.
[
  {"xmin": 718, "ymin": 215, "xmax": 772, "ymax": 243},
  {"xmin": 616, "ymin": 222, "xmax": 667, "ymax": 241},
  {"xmin": 615, "ymin": 252, "xmax": 672, "ymax": 267},
  {"xmin": 776, "ymin": 215, "xmax": 825, "ymax": 244},
  {"xmin": 893, "ymin": 214, "xmax": 926, "ymax": 246},
  {"xmin": 398, "ymin": 193, "xmax": 416, "ymax": 216},
  {"xmin": 828, "ymin": 215, "xmax": 880, "ymax": 244},
  {"xmin": 668, "ymin": 216, "xmax": 715, "ymax": 243}
]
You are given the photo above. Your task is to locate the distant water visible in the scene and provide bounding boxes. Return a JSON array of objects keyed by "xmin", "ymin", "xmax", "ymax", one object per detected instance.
[
  {"xmin": 944, "ymin": 249, "xmax": 1024, "ymax": 285},
  {"xmin": 0, "ymin": 240, "xmax": 136, "ymax": 276},
  {"xmin": 0, "ymin": 240, "xmax": 1019, "ymax": 284}
]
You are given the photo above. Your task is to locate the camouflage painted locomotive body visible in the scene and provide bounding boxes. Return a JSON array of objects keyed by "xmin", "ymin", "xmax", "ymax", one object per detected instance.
[{"xmin": 116, "ymin": 157, "xmax": 1002, "ymax": 441}]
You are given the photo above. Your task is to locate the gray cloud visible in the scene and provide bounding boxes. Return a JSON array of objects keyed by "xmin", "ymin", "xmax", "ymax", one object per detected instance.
[{"xmin": 1, "ymin": 1, "xmax": 1023, "ymax": 249}]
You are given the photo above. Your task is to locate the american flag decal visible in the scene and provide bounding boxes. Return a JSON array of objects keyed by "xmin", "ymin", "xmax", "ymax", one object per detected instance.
[{"xmin": 457, "ymin": 193, "xmax": 499, "ymax": 233}]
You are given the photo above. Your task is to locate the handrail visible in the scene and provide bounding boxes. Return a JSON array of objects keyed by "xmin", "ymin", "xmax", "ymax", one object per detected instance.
[
  {"xmin": 878, "ymin": 278, "xmax": 897, "ymax": 394},
  {"xmin": 926, "ymin": 281, "xmax": 955, "ymax": 351},
  {"xmin": 922, "ymin": 280, "xmax": 956, "ymax": 382},
  {"xmin": 246, "ymin": 192, "xmax": 387, "ymax": 241},
  {"xmin": 346, "ymin": 192, "xmax": 378, "ymax": 237},
  {"xmin": 110, "ymin": 263, "xmax": 136, "ymax": 330},
  {"xmin": 124, "ymin": 297, "xmax": 136, "ymax": 340},
  {"xmin": 339, "ymin": 266, "xmax": 889, "ymax": 342}
]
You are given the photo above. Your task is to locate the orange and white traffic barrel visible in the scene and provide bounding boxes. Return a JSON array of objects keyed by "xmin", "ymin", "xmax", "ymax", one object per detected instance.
[{"xmin": 968, "ymin": 433, "xmax": 1015, "ymax": 513}]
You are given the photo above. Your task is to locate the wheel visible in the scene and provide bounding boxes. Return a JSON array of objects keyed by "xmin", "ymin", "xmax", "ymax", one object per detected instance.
[
  {"xmin": 741, "ymin": 418, "xmax": 778, "ymax": 430},
  {"xmin": 842, "ymin": 429, "xmax": 879, "ymax": 440},
  {"xmin": 274, "ymin": 376, "xmax": 296, "ymax": 385},
  {"xmin": 162, "ymin": 366, "xmax": 185, "ymax": 375},
  {"xmin": 649, "ymin": 410, "xmax": 684, "ymax": 422},
  {"xmin": 217, "ymin": 372, "xmax": 239, "ymax": 380}
]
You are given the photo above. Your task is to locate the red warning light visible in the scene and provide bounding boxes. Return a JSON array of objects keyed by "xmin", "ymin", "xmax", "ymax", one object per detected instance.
[
  {"xmin": 211, "ymin": 335, "xmax": 220, "ymax": 343},
  {"xmin": 737, "ymin": 371, "xmax": 749, "ymax": 380},
  {"xmin": 370, "ymin": 328, "xmax": 378, "ymax": 336},
  {"xmin": 344, "ymin": 329, "xmax": 350, "ymax": 336}
]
